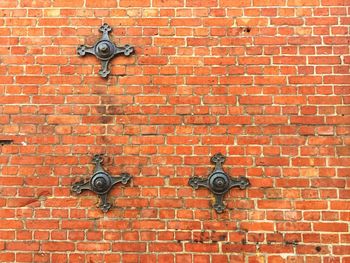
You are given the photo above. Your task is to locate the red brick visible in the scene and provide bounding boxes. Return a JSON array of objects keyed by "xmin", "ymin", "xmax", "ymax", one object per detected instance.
[
  {"xmin": 239, "ymin": 96, "xmax": 272, "ymax": 105},
  {"xmin": 53, "ymin": 0, "xmax": 84, "ymax": 6},
  {"xmin": 185, "ymin": 243, "xmax": 218, "ymax": 252},
  {"xmin": 7, "ymin": 242, "xmax": 40, "ymax": 251},
  {"xmin": 186, "ymin": 0, "xmax": 217, "ymax": 6},
  {"xmin": 322, "ymin": 0, "xmax": 350, "ymax": 5},
  {"xmin": 295, "ymin": 201, "xmax": 327, "ymax": 210},
  {"xmin": 291, "ymin": 116, "xmax": 324, "ymax": 124},
  {"xmin": 255, "ymin": 116, "xmax": 288, "ymax": 124},
  {"xmin": 260, "ymin": 245, "xmax": 294, "ymax": 253},
  {"xmin": 11, "ymin": 156, "xmax": 44, "ymax": 165},
  {"xmin": 258, "ymin": 200, "xmax": 292, "ymax": 209},
  {"xmin": 331, "ymin": 201, "xmax": 350, "ymax": 210},
  {"xmin": 254, "ymin": 0, "xmax": 286, "ymax": 5},
  {"xmin": 1, "ymin": 0, "xmax": 350, "ymax": 259},
  {"xmin": 62, "ymin": 220, "xmax": 94, "ymax": 229},
  {"xmin": 271, "ymin": 18, "xmax": 304, "ymax": 25},
  {"xmin": 222, "ymin": 244, "xmax": 255, "ymax": 253},
  {"xmin": 154, "ymin": 0, "xmax": 184, "ymax": 6},
  {"xmin": 289, "ymin": 76, "xmax": 322, "ymax": 84},
  {"xmin": 154, "ymin": 38, "xmax": 185, "ymax": 47},
  {"xmin": 42, "ymin": 242, "xmax": 75, "ymax": 251},
  {"xmin": 276, "ymin": 222, "xmax": 311, "ymax": 231},
  {"xmin": 273, "ymin": 136, "xmax": 306, "ymax": 145},
  {"xmin": 255, "ymin": 76, "xmax": 286, "ymax": 84},
  {"xmin": 239, "ymin": 57, "xmax": 270, "ymax": 65},
  {"xmin": 220, "ymin": 0, "xmax": 250, "ymax": 6},
  {"xmin": 220, "ymin": 116, "xmax": 252, "ymax": 125},
  {"xmin": 16, "ymin": 76, "xmax": 47, "ymax": 84},
  {"xmin": 184, "ymin": 116, "xmax": 217, "ymax": 124},
  {"xmin": 0, "ymin": 253, "xmax": 15, "ymax": 262},
  {"xmin": 221, "ymin": 76, "xmax": 253, "ymax": 84},
  {"xmin": 170, "ymin": 18, "xmax": 201, "ymax": 26},
  {"xmin": 150, "ymin": 242, "xmax": 182, "ymax": 252},
  {"xmin": 288, "ymin": 0, "xmax": 319, "ymax": 5},
  {"xmin": 85, "ymin": 0, "xmax": 117, "ymax": 7},
  {"xmin": 274, "ymin": 56, "xmax": 306, "ymax": 64},
  {"xmin": 306, "ymin": 17, "xmax": 338, "ymax": 25},
  {"xmin": 47, "ymin": 116, "xmax": 81, "ymax": 124},
  {"xmin": 112, "ymin": 242, "xmax": 147, "ymax": 252},
  {"xmin": 324, "ymin": 75, "xmax": 350, "ymax": 84},
  {"xmin": 77, "ymin": 242, "xmax": 111, "ymax": 251},
  {"xmin": 309, "ymin": 56, "xmax": 341, "ymax": 64},
  {"xmin": 333, "ymin": 246, "xmax": 350, "ymax": 255},
  {"xmin": 241, "ymin": 222, "xmax": 274, "ymax": 231},
  {"xmin": 136, "ymin": 18, "xmax": 168, "ymax": 26},
  {"xmin": 132, "ymin": 220, "xmax": 165, "ymax": 229},
  {"xmin": 314, "ymin": 223, "xmax": 348, "ymax": 232},
  {"xmin": 26, "ymin": 220, "xmax": 59, "ymax": 229},
  {"xmin": 138, "ymin": 56, "xmax": 168, "ymax": 65}
]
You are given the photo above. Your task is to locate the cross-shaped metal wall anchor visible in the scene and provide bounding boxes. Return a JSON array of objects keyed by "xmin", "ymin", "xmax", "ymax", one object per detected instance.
[
  {"xmin": 77, "ymin": 23, "xmax": 134, "ymax": 78},
  {"xmin": 72, "ymin": 154, "xmax": 131, "ymax": 212},
  {"xmin": 189, "ymin": 153, "xmax": 250, "ymax": 213}
]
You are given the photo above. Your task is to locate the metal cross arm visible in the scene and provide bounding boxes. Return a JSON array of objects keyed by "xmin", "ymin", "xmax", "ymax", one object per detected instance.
[
  {"xmin": 77, "ymin": 23, "xmax": 134, "ymax": 78},
  {"xmin": 72, "ymin": 154, "xmax": 131, "ymax": 212},
  {"xmin": 189, "ymin": 153, "xmax": 250, "ymax": 213}
]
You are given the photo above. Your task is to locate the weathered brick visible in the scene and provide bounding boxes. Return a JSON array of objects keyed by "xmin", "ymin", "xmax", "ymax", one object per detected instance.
[{"xmin": 1, "ymin": 0, "xmax": 349, "ymax": 260}]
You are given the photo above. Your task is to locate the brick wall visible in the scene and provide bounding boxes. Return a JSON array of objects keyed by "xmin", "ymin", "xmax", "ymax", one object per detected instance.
[{"xmin": 0, "ymin": 0, "xmax": 349, "ymax": 262}]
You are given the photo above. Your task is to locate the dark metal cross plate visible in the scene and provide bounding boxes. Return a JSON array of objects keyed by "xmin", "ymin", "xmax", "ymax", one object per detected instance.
[
  {"xmin": 72, "ymin": 154, "xmax": 131, "ymax": 212},
  {"xmin": 77, "ymin": 23, "xmax": 134, "ymax": 78},
  {"xmin": 189, "ymin": 153, "xmax": 250, "ymax": 213}
]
